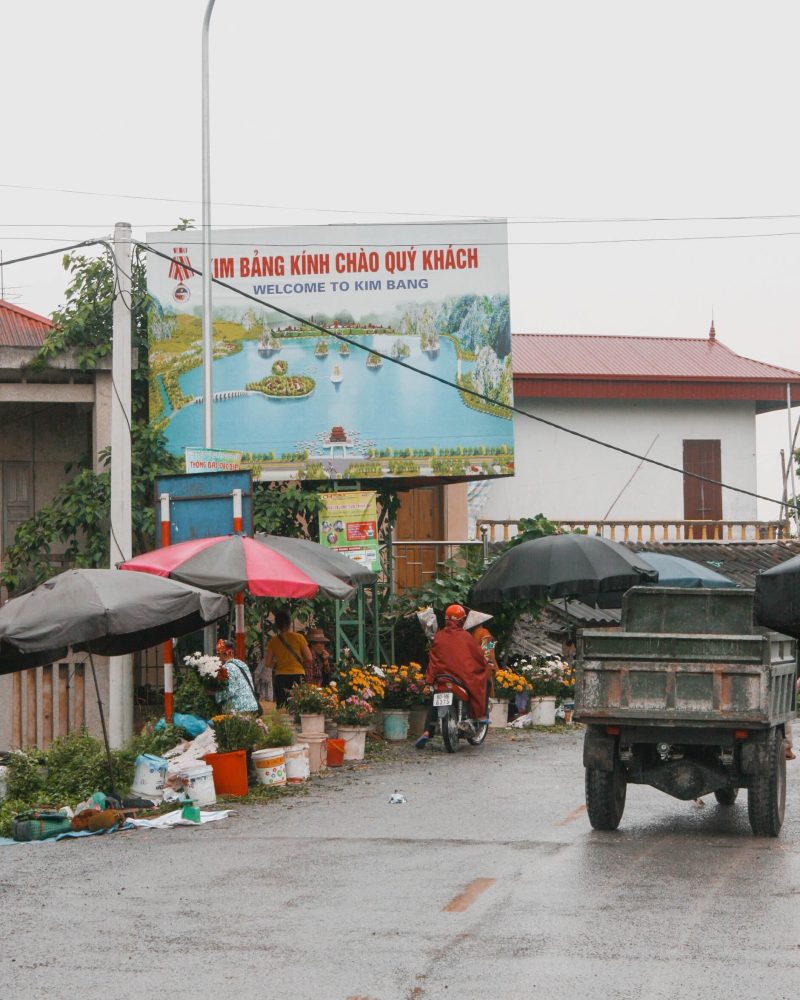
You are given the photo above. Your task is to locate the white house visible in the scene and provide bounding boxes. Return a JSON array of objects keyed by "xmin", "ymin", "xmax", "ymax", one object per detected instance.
[{"xmin": 473, "ymin": 324, "xmax": 800, "ymax": 539}]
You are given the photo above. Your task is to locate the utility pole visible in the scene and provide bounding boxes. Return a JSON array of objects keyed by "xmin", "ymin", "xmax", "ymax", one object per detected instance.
[
  {"xmin": 109, "ymin": 221, "xmax": 134, "ymax": 746},
  {"xmin": 202, "ymin": 0, "xmax": 217, "ymax": 448}
]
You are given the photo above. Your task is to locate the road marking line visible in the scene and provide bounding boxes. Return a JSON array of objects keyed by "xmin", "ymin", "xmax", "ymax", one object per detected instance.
[
  {"xmin": 443, "ymin": 877, "xmax": 497, "ymax": 912},
  {"xmin": 555, "ymin": 804, "xmax": 587, "ymax": 826}
]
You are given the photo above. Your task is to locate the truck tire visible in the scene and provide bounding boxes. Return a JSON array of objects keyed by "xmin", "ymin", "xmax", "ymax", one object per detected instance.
[
  {"xmin": 747, "ymin": 729, "xmax": 786, "ymax": 837},
  {"xmin": 714, "ymin": 786, "xmax": 739, "ymax": 806},
  {"xmin": 585, "ymin": 760, "xmax": 626, "ymax": 831}
]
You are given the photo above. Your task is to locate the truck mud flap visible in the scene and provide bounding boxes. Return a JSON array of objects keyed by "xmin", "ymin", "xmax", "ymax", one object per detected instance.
[
  {"xmin": 583, "ymin": 728, "xmax": 616, "ymax": 772},
  {"xmin": 740, "ymin": 731, "xmax": 777, "ymax": 776}
]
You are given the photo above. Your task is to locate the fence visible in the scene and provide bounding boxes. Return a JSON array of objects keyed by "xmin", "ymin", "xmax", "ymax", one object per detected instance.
[{"xmin": 476, "ymin": 518, "xmax": 788, "ymax": 544}]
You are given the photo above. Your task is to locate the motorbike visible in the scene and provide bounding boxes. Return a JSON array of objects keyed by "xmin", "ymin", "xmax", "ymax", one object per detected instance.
[{"xmin": 431, "ymin": 672, "xmax": 489, "ymax": 753}]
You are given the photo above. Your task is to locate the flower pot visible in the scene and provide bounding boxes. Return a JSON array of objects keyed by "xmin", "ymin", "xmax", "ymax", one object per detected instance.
[
  {"xmin": 367, "ymin": 709, "xmax": 382, "ymax": 734},
  {"xmin": 251, "ymin": 747, "xmax": 286, "ymax": 787},
  {"xmin": 382, "ymin": 709, "xmax": 410, "ymax": 741},
  {"xmin": 300, "ymin": 713, "xmax": 325, "ymax": 735},
  {"xmin": 324, "ymin": 718, "xmax": 339, "ymax": 739},
  {"xmin": 202, "ymin": 750, "xmax": 248, "ymax": 796},
  {"xmin": 284, "ymin": 743, "xmax": 311, "ymax": 783},
  {"xmin": 338, "ymin": 725, "xmax": 369, "ymax": 761},
  {"xmin": 530, "ymin": 696, "xmax": 557, "ymax": 726},
  {"xmin": 408, "ymin": 706, "xmax": 429, "ymax": 739},
  {"xmin": 488, "ymin": 698, "xmax": 509, "ymax": 728},
  {"xmin": 304, "ymin": 733, "xmax": 328, "ymax": 774}
]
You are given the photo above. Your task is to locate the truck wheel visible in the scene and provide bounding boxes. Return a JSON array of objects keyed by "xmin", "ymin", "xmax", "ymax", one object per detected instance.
[
  {"xmin": 585, "ymin": 761, "xmax": 626, "ymax": 831},
  {"xmin": 714, "ymin": 787, "xmax": 738, "ymax": 806},
  {"xmin": 748, "ymin": 730, "xmax": 786, "ymax": 837}
]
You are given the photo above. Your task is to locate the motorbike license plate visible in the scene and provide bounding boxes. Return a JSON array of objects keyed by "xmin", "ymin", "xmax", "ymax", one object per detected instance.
[{"xmin": 433, "ymin": 692, "xmax": 453, "ymax": 707}]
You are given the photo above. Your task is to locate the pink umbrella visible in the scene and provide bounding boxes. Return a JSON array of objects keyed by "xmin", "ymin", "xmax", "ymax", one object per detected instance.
[{"xmin": 119, "ymin": 534, "xmax": 350, "ymax": 598}]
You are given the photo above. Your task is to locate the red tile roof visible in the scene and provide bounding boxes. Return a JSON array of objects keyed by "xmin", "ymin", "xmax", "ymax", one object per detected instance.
[
  {"xmin": 0, "ymin": 300, "xmax": 52, "ymax": 347},
  {"xmin": 512, "ymin": 333, "xmax": 800, "ymax": 382}
]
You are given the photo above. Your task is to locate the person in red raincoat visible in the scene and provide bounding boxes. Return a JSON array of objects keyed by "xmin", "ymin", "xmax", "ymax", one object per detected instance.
[{"xmin": 416, "ymin": 604, "xmax": 490, "ymax": 748}]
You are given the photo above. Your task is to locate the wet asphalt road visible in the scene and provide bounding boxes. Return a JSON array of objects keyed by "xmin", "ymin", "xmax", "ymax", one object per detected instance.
[{"xmin": 1, "ymin": 727, "xmax": 798, "ymax": 1000}]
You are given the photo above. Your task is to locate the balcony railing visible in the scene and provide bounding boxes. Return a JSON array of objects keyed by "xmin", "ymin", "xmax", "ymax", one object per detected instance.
[{"xmin": 476, "ymin": 518, "xmax": 790, "ymax": 544}]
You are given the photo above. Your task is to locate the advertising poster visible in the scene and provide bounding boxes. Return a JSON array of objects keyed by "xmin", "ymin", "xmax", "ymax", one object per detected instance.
[
  {"xmin": 318, "ymin": 491, "xmax": 380, "ymax": 572},
  {"xmin": 146, "ymin": 221, "xmax": 514, "ymax": 483}
]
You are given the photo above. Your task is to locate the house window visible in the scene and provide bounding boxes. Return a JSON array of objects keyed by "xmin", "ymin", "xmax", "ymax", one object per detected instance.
[
  {"xmin": 682, "ymin": 440, "xmax": 722, "ymax": 529},
  {"xmin": 1, "ymin": 461, "xmax": 33, "ymax": 554}
]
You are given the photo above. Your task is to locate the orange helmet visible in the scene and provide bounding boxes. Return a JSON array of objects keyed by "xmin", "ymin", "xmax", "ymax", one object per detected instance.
[{"xmin": 445, "ymin": 603, "xmax": 467, "ymax": 623}]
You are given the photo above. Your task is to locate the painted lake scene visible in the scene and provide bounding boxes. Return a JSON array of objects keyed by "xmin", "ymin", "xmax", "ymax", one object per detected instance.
[{"xmin": 146, "ymin": 222, "xmax": 514, "ymax": 482}]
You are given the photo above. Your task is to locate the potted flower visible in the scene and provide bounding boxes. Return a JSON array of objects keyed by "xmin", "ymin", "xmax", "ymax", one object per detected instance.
[
  {"xmin": 330, "ymin": 664, "xmax": 386, "ymax": 733},
  {"xmin": 334, "ymin": 696, "xmax": 375, "ymax": 761},
  {"xmin": 379, "ymin": 663, "xmax": 429, "ymax": 741},
  {"xmin": 251, "ymin": 721, "xmax": 295, "ymax": 788},
  {"xmin": 524, "ymin": 656, "xmax": 572, "ymax": 726},
  {"xmin": 175, "ymin": 651, "xmax": 228, "ymax": 719},
  {"xmin": 491, "ymin": 668, "xmax": 530, "ymax": 727},
  {"xmin": 203, "ymin": 712, "xmax": 264, "ymax": 796},
  {"xmin": 286, "ymin": 682, "xmax": 336, "ymax": 736}
]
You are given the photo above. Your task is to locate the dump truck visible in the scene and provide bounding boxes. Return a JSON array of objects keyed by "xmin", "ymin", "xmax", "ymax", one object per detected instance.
[{"xmin": 574, "ymin": 587, "xmax": 797, "ymax": 836}]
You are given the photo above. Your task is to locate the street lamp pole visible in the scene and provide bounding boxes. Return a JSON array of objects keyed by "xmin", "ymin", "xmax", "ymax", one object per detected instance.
[{"xmin": 202, "ymin": 0, "xmax": 217, "ymax": 448}]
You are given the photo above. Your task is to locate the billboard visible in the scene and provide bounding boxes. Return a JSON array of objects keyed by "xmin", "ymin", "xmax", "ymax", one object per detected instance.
[
  {"xmin": 318, "ymin": 491, "xmax": 381, "ymax": 572},
  {"xmin": 146, "ymin": 221, "xmax": 514, "ymax": 483}
]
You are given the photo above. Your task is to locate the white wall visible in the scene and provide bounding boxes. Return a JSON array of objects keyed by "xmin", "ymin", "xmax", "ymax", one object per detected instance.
[{"xmin": 478, "ymin": 397, "xmax": 758, "ymax": 527}]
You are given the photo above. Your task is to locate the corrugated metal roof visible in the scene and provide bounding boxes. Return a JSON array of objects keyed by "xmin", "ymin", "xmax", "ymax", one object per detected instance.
[
  {"xmin": 0, "ymin": 300, "xmax": 52, "ymax": 347},
  {"xmin": 512, "ymin": 333, "xmax": 800, "ymax": 382}
]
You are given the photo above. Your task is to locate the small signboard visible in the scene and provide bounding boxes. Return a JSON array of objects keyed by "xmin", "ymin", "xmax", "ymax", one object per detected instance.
[
  {"xmin": 318, "ymin": 491, "xmax": 380, "ymax": 572},
  {"xmin": 185, "ymin": 447, "xmax": 243, "ymax": 474}
]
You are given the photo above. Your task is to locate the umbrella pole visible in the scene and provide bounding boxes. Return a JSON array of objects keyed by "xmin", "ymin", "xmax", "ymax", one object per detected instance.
[{"xmin": 88, "ymin": 652, "xmax": 119, "ymax": 799}]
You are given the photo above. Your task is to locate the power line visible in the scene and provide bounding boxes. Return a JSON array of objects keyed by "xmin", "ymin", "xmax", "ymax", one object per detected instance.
[
  {"xmin": 138, "ymin": 239, "xmax": 796, "ymax": 512},
  {"xmin": 5, "ymin": 181, "xmax": 800, "ymax": 226},
  {"xmin": 0, "ymin": 239, "xmax": 105, "ymax": 268}
]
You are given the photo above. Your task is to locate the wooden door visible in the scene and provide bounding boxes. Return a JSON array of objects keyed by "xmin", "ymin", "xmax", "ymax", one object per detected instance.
[
  {"xmin": 2, "ymin": 461, "xmax": 33, "ymax": 552},
  {"xmin": 683, "ymin": 440, "xmax": 722, "ymax": 538},
  {"xmin": 394, "ymin": 486, "xmax": 445, "ymax": 591}
]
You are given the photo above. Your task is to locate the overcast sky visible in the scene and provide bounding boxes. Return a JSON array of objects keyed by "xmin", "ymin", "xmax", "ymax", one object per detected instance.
[{"xmin": 3, "ymin": 1, "xmax": 800, "ymax": 519}]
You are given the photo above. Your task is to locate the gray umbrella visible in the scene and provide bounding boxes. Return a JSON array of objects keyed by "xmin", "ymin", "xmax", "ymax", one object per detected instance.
[
  {"xmin": 0, "ymin": 568, "xmax": 230, "ymax": 798},
  {"xmin": 471, "ymin": 533, "xmax": 659, "ymax": 605},
  {"xmin": 0, "ymin": 568, "xmax": 230, "ymax": 676}
]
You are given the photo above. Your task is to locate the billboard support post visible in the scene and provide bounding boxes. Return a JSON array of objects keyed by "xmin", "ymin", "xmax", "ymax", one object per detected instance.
[
  {"xmin": 159, "ymin": 492, "xmax": 174, "ymax": 723},
  {"xmin": 201, "ymin": 0, "xmax": 216, "ymax": 448},
  {"xmin": 232, "ymin": 488, "xmax": 246, "ymax": 660}
]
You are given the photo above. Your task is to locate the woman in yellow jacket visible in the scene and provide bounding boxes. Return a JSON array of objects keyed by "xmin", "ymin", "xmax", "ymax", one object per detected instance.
[{"xmin": 264, "ymin": 609, "xmax": 313, "ymax": 706}]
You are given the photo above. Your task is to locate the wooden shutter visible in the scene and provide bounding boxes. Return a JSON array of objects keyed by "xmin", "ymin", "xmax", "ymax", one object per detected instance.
[
  {"xmin": 394, "ymin": 486, "xmax": 445, "ymax": 590},
  {"xmin": 682, "ymin": 440, "xmax": 722, "ymax": 537}
]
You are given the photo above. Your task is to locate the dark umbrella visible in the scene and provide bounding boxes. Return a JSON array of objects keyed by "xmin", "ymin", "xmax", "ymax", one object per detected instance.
[
  {"xmin": 0, "ymin": 569, "xmax": 230, "ymax": 795},
  {"xmin": 636, "ymin": 552, "xmax": 737, "ymax": 589},
  {"xmin": 471, "ymin": 534, "xmax": 659, "ymax": 605},
  {"xmin": 754, "ymin": 554, "xmax": 800, "ymax": 638}
]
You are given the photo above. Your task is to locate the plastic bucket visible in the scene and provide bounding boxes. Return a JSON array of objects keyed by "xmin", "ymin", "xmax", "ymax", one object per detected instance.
[
  {"xmin": 530, "ymin": 696, "xmax": 557, "ymax": 726},
  {"xmin": 131, "ymin": 753, "xmax": 169, "ymax": 801},
  {"xmin": 304, "ymin": 734, "xmax": 327, "ymax": 775},
  {"xmin": 251, "ymin": 747, "xmax": 287, "ymax": 787},
  {"xmin": 284, "ymin": 744, "xmax": 311, "ymax": 783},
  {"xmin": 180, "ymin": 764, "xmax": 216, "ymax": 807},
  {"xmin": 202, "ymin": 750, "xmax": 249, "ymax": 796},
  {"xmin": 382, "ymin": 709, "xmax": 410, "ymax": 741},
  {"xmin": 338, "ymin": 726, "xmax": 367, "ymax": 761},
  {"xmin": 327, "ymin": 738, "xmax": 345, "ymax": 767},
  {"xmin": 488, "ymin": 699, "xmax": 509, "ymax": 728},
  {"xmin": 300, "ymin": 713, "xmax": 325, "ymax": 735}
]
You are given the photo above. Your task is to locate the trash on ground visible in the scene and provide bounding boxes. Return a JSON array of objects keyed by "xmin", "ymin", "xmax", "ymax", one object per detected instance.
[{"xmin": 388, "ymin": 790, "xmax": 407, "ymax": 804}]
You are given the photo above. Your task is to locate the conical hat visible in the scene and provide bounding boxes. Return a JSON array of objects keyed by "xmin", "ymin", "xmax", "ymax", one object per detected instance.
[{"xmin": 464, "ymin": 609, "xmax": 493, "ymax": 631}]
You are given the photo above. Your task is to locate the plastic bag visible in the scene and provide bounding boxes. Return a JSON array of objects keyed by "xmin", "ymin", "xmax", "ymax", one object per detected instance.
[
  {"xmin": 155, "ymin": 713, "xmax": 208, "ymax": 738},
  {"xmin": 416, "ymin": 606, "xmax": 438, "ymax": 641}
]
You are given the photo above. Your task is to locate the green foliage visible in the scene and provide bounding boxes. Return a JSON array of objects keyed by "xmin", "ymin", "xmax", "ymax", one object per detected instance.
[
  {"xmin": 0, "ymin": 248, "xmax": 180, "ymax": 590},
  {"xmin": 259, "ymin": 721, "xmax": 294, "ymax": 748},
  {"xmin": 505, "ymin": 513, "xmax": 559, "ymax": 548},
  {"xmin": 252, "ymin": 482, "xmax": 327, "ymax": 538},
  {"xmin": 212, "ymin": 713, "xmax": 264, "ymax": 753},
  {"xmin": 173, "ymin": 668, "xmax": 218, "ymax": 719}
]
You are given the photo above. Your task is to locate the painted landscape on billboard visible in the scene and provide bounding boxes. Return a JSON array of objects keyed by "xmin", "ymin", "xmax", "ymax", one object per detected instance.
[{"xmin": 146, "ymin": 222, "xmax": 514, "ymax": 482}]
